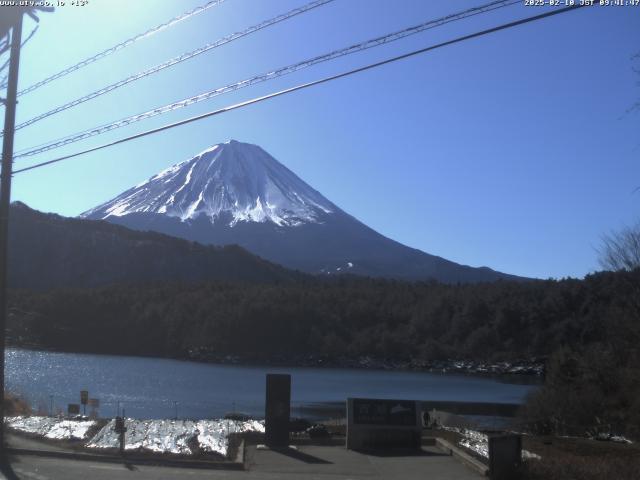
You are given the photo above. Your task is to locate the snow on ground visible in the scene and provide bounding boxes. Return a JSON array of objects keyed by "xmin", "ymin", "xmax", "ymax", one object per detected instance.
[
  {"xmin": 7, "ymin": 415, "xmax": 265, "ymax": 457},
  {"xmin": 87, "ymin": 418, "xmax": 264, "ymax": 457},
  {"xmin": 444, "ymin": 427, "xmax": 542, "ymax": 461},
  {"xmin": 6, "ymin": 416, "xmax": 96, "ymax": 440},
  {"xmin": 457, "ymin": 428, "xmax": 490, "ymax": 458},
  {"xmin": 593, "ymin": 433, "xmax": 633, "ymax": 444}
]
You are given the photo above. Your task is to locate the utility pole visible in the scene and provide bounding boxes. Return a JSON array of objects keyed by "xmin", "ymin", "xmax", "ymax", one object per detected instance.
[{"xmin": 0, "ymin": 12, "xmax": 23, "ymax": 451}]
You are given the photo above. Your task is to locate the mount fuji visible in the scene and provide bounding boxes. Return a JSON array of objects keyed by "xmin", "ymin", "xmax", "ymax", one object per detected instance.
[{"xmin": 81, "ymin": 140, "xmax": 520, "ymax": 283}]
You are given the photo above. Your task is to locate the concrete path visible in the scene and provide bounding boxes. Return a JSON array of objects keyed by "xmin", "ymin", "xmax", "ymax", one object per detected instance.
[
  {"xmin": 0, "ymin": 444, "xmax": 482, "ymax": 479},
  {"xmin": 246, "ymin": 445, "xmax": 482, "ymax": 479}
]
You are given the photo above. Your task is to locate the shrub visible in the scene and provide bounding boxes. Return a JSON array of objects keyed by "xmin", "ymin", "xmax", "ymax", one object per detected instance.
[{"xmin": 4, "ymin": 392, "xmax": 31, "ymax": 416}]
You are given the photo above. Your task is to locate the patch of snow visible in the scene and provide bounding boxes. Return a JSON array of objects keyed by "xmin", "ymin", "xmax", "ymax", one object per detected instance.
[
  {"xmin": 195, "ymin": 144, "xmax": 220, "ymax": 158},
  {"xmin": 6, "ymin": 416, "xmax": 96, "ymax": 440},
  {"xmin": 183, "ymin": 190, "xmax": 204, "ymax": 221},
  {"xmin": 173, "ymin": 161, "xmax": 197, "ymax": 198},
  {"xmin": 594, "ymin": 433, "xmax": 633, "ymax": 444},
  {"xmin": 104, "ymin": 203, "xmax": 130, "ymax": 217},
  {"xmin": 444, "ymin": 427, "xmax": 542, "ymax": 461},
  {"xmin": 456, "ymin": 428, "xmax": 489, "ymax": 458},
  {"xmin": 87, "ymin": 418, "xmax": 264, "ymax": 457},
  {"xmin": 154, "ymin": 160, "xmax": 189, "ymax": 181},
  {"xmin": 522, "ymin": 450, "xmax": 542, "ymax": 460}
]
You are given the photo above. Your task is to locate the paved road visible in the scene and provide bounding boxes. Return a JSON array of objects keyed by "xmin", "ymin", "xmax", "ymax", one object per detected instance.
[
  {"xmin": 6, "ymin": 434, "xmax": 70, "ymax": 453},
  {"xmin": 0, "ymin": 445, "xmax": 481, "ymax": 480}
]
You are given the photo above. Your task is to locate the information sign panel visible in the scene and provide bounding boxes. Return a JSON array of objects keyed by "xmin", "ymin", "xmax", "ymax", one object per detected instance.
[{"xmin": 347, "ymin": 397, "xmax": 421, "ymax": 450}]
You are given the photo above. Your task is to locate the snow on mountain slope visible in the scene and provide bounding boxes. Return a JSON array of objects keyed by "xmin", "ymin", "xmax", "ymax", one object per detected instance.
[
  {"xmin": 82, "ymin": 140, "xmax": 334, "ymax": 227},
  {"xmin": 82, "ymin": 140, "xmax": 524, "ymax": 283}
]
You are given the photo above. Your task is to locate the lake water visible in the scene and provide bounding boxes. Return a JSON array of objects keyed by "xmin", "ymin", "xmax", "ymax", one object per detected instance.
[{"xmin": 6, "ymin": 348, "xmax": 537, "ymax": 420}]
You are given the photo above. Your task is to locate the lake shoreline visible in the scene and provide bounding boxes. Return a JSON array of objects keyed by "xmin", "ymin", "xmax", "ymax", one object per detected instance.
[{"xmin": 7, "ymin": 342, "xmax": 544, "ymax": 379}]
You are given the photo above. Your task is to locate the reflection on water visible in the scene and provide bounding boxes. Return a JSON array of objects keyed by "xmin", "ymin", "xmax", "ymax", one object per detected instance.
[{"xmin": 6, "ymin": 348, "xmax": 537, "ymax": 419}]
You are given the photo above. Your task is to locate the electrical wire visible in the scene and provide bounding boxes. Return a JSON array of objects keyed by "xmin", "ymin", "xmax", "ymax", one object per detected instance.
[
  {"xmin": 16, "ymin": 0, "xmax": 227, "ymax": 97},
  {"xmin": 11, "ymin": 0, "xmax": 335, "ymax": 132},
  {"xmin": 12, "ymin": 3, "xmax": 588, "ymax": 176},
  {"xmin": 13, "ymin": 0, "xmax": 519, "ymax": 158}
]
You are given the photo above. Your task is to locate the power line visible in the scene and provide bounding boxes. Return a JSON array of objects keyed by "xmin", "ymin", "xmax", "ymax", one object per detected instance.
[
  {"xmin": 10, "ymin": 0, "xmax": 335, "ymax": 133},
  {"xmin": 12, "ymin": 3, "xmax": 588, "ymax": 176},
  {"xmin": 16, "ymin": 0, "xmax": 227, "ymax": 97},
  {"xmin": 13, "ymin": 0, "xmax": 518, "ymax": 159}
]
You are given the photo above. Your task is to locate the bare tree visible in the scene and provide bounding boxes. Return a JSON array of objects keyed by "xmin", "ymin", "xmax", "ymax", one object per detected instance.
[{"xmin": 599, "ymin": 222, "xmax": 640, "ymax": 271}]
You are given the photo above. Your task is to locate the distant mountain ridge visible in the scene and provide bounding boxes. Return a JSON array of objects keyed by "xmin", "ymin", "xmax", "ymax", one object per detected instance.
[
  {"xmin": 8, "ymin": 202, "xmax": 302, "ymax": 290},
  {"xmin": 82, "ymin": 140, "xmax": 523, "ymax": 283}
]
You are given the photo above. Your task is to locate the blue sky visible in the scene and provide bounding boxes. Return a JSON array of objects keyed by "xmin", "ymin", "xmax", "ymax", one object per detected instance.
[{"xmin": 3, "ymin": 0, "xmax": 639, "ymax": 279}]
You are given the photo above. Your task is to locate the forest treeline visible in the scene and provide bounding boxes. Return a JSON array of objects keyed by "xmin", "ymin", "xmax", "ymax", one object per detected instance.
[{"xmin": 7, "ymin": 269, "xmax": 638, "ymax": 362}]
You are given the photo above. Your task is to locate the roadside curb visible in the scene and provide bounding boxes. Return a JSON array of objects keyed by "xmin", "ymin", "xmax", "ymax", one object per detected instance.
[
  {"xmin": 435, "ymin": 438, "xmax": 489, "ymax": 476},
  {"xmin": 290, "ymin": 437, "xmax": 346, "ymax": 447},
  {"xmin": 6, "ymin": 446, "xmax": 245, "ymax": 470}
]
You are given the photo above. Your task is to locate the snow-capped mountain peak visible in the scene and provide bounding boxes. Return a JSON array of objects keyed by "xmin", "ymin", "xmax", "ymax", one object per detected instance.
[
  {"xmin": 82, "ymin": 140, "xmax": 335, "ymax": 227},
  {"xmin": 81, "ymin": 140, "xmax": 522, "ymax": 283}
]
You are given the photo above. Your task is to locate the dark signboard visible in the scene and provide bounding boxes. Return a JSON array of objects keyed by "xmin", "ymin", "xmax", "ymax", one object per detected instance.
[
  {"xmin": 68, "ymin": 403, "xmax": 80, "ymax": 415},
  {"xmin": 352, "ymin": 398, "xmax": 417, "ymax": 426},
  {"xmin": 80, "ymin": 390, "xmax": 89, "ymax": 405},
  {"xmin": 265, "ymin": 373, "xmax": 291, "ymax": 447},
  {"xmin": 489, "ymin": 434, "xmax": 522, "ymax": 480}
]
